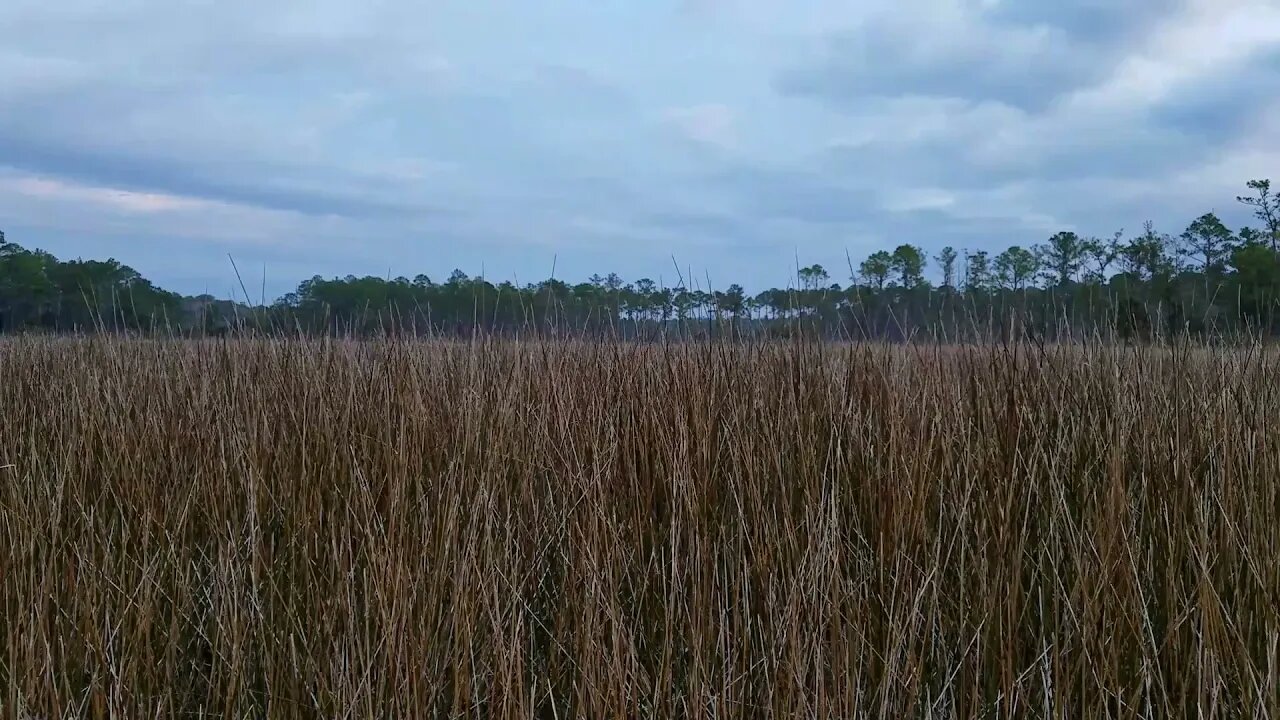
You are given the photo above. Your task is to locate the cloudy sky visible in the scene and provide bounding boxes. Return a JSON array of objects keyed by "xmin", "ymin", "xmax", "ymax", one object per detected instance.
[{"xmin": 2, "ymin": 0, "xmax": 1279, "ymax": 298}]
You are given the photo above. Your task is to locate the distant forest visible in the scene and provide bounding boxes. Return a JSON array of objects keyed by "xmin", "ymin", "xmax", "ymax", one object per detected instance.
[{"xmin": 4, "ymin": 178, "xmax": 1280, "ymax": 341}]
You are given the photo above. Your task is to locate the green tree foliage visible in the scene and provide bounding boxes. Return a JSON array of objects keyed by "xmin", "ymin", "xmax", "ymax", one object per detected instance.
[
  {"xmin": 994, "ymin": 246, "xmax": 1039, "ymax": 290},
  {"xmin": 964, "ymin": 250, "xmax": 992, "ymax": 293},
  {"xmin": 1178, "ymin": 213, "xmax": 1236, "ymax": 276},
  {"xmin": 1083, "ymin": 232, "xmax": 1123, "ymax": 282},
  {"xmin": 715, "ymin": 284, "xmax": 748, "ymax": 318},
  {"xmin": 890, "ymin": 244, "xmax": 926, "ymax": 289},
  {"xmin": 4, "ymin": 178, "xmax": 1280, "ymax": 339},
  {"xmin": 934, "ymin": 246, "xmax": 958, "ymax": 289},
  {"xmin": 0, "ymin": 237, "xmax": 180, "ymax": 332},
  {"xmin": 860, "ymin": 251, "xmax": 892, "ymax": 290},
  {"xmin": 798, "ymin": 264, "xmax": 829, "ymax": 291},
  {"xmin": 1237, "ymin": 179, "xmax": 1280, "ymax": 252},
  {"xmin": 1121, "ymin": 222, "xmax": 1173, "ymax": 281},
  {"xmin": 1036, "ymin": 232, "xmax": 1087, "ymax": 286}
]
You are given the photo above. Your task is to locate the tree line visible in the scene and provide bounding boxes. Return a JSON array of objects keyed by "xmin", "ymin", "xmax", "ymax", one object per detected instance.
[{"xmin": 3, "ymin": 178, "xmax": 1280, "ymax": 340}]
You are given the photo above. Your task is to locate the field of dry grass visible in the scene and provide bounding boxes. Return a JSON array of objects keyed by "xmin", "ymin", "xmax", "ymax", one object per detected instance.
[{"xmin": 1, "ymin": 336, "xmax": 1278, "ymax": 717}]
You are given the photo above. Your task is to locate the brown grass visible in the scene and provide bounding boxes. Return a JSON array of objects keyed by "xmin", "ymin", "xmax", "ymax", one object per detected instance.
[{"xmin": 1, "ymin": 336, "xmax": 1278, "ymax": 718}]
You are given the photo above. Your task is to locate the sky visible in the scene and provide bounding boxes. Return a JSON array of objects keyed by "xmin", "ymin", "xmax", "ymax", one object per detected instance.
[{"xmin": 2, "ymin": 0, "xmax": 1280, "ymax": 299}]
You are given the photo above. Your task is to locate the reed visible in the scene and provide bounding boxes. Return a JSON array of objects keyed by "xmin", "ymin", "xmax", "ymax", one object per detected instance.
[{"xmin": 1, "ymin": 336, "xmax": 1277, "ymax": 717}]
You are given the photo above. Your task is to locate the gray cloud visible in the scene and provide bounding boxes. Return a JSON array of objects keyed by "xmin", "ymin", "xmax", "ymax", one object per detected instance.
[
  {"xmin": 2, "ymin": 0, "xmax": 1279, "ymax": 296},
  {"xmin": 0, "ymin": 139, "xmax": 433, "ymax": 219},
  {"xmin": 986, "ymin": 0, "xmax": 1183, "ymax": 44},
  {"xmin": 776, "ymin": 32, "xmax": 1089, "ymax": 112},
  {"xmin": 1146, "ymin": 50, "xmax": 1280, "ymax": 144},
  {"xmin": 775, "ymin": 1, "xmax": 1181, "ymax": 111}
]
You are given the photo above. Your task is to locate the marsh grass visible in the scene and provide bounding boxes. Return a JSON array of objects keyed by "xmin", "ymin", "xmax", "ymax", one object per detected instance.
[{"xmin": 1, "ymin": 336, "xmax": 1278, "ymax": 717}]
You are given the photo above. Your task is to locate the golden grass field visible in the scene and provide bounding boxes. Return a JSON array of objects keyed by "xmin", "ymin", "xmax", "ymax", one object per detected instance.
[{"xmin": 2, "ymin": 337, "xmax": 1278, "ymax": 717}]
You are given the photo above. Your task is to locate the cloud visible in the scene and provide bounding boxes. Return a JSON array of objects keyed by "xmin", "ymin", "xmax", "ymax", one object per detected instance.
[
  {"xmin": 4, "ymin": 176, "xmax": 208, "ymax": 214},
  {"xmin": 1, "ymin": 0, "xmax": 1279, "ymax": 296},
  {"xmin": 1059, "ymin": 0, "xmax": 1280, "ymax": 114},
  {"xmin": 0, "ymin": 168, "xmax": 317, "ymax": 248},
  {"xmin": 776, "ymin": 0, "xmax": 1280, "ymax": 213},
  {"xmin": 662, "ymin": 104, "xmax": 737, "ymax": 147},
  {"xmin": 882, "ymin": 188, "xmax": 956, "ymax": 214},
  {"xmin": 773, "ymin": 0, "xmax": 1161, "ymax": 111}
]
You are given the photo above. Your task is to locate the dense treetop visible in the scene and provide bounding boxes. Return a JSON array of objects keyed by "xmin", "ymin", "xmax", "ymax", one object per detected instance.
[{"xmin": 3, "ymin": 179, "xmax": 1280, "ymax": 339}]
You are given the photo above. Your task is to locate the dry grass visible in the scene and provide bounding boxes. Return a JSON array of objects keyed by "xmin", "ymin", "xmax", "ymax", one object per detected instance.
[{"xmin": 1, "ymin": 336, "xmax": 1278, "ymax": 718}]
